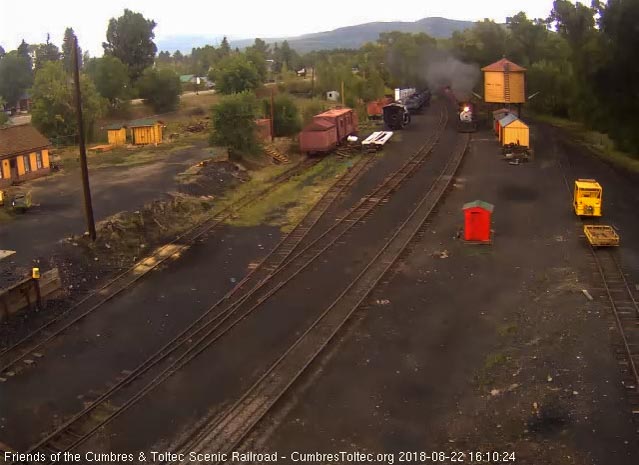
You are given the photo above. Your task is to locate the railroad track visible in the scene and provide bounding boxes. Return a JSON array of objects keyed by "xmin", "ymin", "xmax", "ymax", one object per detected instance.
[
  {"xmin": 0, "ymin": 158, "xmax": 321, "ymax": 380},
  {"xmin": 589, "ymin": 248, "xmax": 639, "ymax": 408},
  {"xmin": 175, "ymin": 132, "xmax": 471, "ymax": 462},
  {"xmin": 14, "ymin": 108, "xmax": 449, "ymax": 461},
  {"xmin": 556, "ymin": 141, "xmax": 639, "ymax": 418}
]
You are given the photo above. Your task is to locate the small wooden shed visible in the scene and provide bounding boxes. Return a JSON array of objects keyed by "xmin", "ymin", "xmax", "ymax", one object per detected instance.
[
  {"xmin": 106, "ymin": 123, "xmax": 127, "ymax": 146},
  {"xmin": 499, "ymin": 115, "xmax": 530, "ymax": 148},
  {"xmin": 130, "ymin": 119, "xmax": 165, "ymax": 145},
  {"xmin": 463, "ymin": 200, "xmax": 494, "ymax": 243},
  {"xmin": 492, "ymin": 108, "xmax": 511, "ymax": 134}
]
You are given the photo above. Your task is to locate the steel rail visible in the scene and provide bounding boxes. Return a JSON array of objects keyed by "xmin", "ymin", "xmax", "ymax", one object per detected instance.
[
  {"xmin": 0, "ymin": 158, "xmax": 321, "ymax": 377},
  {"xmin": 21, "ymin": 108, "xmax": 449, "ymax": 460},
  {"xmin": 555, "ymin": 139, "xmax": 639, "ymax": 409},
  {"xmin": 177, "ymin": 133, "xmax": 470, "ymax": 461}
]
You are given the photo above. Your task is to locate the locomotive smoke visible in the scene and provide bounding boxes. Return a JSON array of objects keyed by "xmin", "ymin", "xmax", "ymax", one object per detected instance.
[{"xmin": 423, "ymin": 51, "xmax": 480, "ymax": 101}]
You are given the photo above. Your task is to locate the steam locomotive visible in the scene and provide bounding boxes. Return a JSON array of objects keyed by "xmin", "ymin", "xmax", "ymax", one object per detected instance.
[
  {"xmin": 381, "ymin": 88, "xmax": 431, "ymax": 130},
  {"xmin": 382, "ymin": 103, "xmax": 411, "ymax": 130},
  {"xmin": 457, "ymin": 102, "xmax": 478, "ymax": 133}
]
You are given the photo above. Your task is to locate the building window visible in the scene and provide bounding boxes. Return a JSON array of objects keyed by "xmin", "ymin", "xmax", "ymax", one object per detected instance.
[
  {"xmin": 36, "ymin": 152, "xmax": 43, "ymax": 169},
  {"xmin": 23, "ymin": 155, "xmax": 31, "ymax": 173}
]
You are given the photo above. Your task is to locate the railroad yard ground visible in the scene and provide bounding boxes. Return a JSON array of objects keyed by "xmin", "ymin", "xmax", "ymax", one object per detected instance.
[
  {"xmin": 0, "ymin": 101, "xmax": 638, "ymax": 464},
  {"xmin": 244, "ymin": 121, "xmax": 639, "ymax": 465}
]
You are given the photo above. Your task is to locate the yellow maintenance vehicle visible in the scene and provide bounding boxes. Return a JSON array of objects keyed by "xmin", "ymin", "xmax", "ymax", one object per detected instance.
[{"xmin": 573, "ymin": 179, "xmax": 602, "ymax": 217}]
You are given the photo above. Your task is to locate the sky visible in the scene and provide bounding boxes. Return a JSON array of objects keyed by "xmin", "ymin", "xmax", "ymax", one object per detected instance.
[{"xmin": 0, "ymin": 0, "xmax": 557, "ymax": 56}]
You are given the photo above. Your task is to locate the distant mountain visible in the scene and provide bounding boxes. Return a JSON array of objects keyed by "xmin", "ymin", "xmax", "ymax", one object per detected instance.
[
  {"xmin": 156, "ymin": 35, "xmax": 227, "ymax": 54},
  {"xmin": 156, "ymin": 17, "xmax": 474, "ymax": 54}
]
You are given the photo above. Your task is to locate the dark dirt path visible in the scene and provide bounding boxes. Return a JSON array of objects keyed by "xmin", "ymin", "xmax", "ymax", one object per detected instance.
[
  {"xmin": 247, "ymin": 124, "xmax": 639, "ymax": 465},
  {"xmin": 0, "ymin": 141, "xmax": 212, "ymax": 268},
  {"xmin": 0, "ymin": 105, "xmax": 447, "ymax": 452},
  {"xmin": 72, "ymin": 104, "xmax": 455, "ymax": 453}
]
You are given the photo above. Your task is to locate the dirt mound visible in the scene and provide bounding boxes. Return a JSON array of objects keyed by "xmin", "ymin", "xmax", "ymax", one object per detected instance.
[{"xmin": 178, "ymin": 160, "xmax": 250, "ymax": 197}]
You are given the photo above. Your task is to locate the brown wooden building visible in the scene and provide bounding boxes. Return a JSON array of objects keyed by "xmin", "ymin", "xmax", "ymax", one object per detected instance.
[{"xmin": 0, "ymin": 125, "xmax": 51, "ymax": 188}]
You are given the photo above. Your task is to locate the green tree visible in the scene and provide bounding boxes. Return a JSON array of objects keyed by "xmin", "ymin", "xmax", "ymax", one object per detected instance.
[
  {"xmin": 0, "ymin": 98, "xmax": 7, "ymax": 125},
  {"xmin": 34, "ymin": 34, "xmax": 61, "ymax": 70},
  {"xmin": 0, "ymin": 52, "xmax": 33, "ymax": 107},
  {"xmin": 61, "ymin": 28, "xmax": 82, "ymax": 74},
  {"xmin": 211, "ymin": 54, "xmax": 261, "ymax": 94},
  {"xmin": 507, "ymin": 12, "xmax": 550, "ymax": 66},
  {"xmin": 262, "ymin": 94, "xmax": 301, "ymax": 137},
  {"xmin": 136, "ymin": 68, "xmax": 181, "ymax": 112},
  {"xmin": 86, "ymin": 55, "xmax": 132, "ymax": 110},
  {"xmin": 219, "ymin": 36, "xmax": 231, "ymax": 57},
  {"xmin": 595, "ymin": 0, "xmax": 639, "ymax": 150},
  {"xmin": 103, "ymin": 9, "xmax": 157, "ymax": 81},
  {"xmin": 210, "ymin": 91, "xmax": 259, "ymax": 154},
  {"xmin": 450, "ymin": 20, "xmax": 508, "ymax": 65},
  {"xmin": 31, "ymin": 61, "xmax": 106, "ymax": 143},
  {"xmin": 245, "ymin": 48, "xmax": 268, "ymax": 82},
  {"xmin": 251, "ymin": 38, "xmax": 270, "ymax": 56}
]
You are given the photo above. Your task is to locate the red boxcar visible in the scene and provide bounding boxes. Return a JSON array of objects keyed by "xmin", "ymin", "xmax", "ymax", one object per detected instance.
[
  {"xmin": 314, "ymin": 108, "xmax": 358, "ymax": 143},
  {"xmin": 299, "ymin": 107, "xmax": 358, "ymax": 155},
  {"xmin": 299, "ymin": 119, "xmax": 338, "ymax": 155}
]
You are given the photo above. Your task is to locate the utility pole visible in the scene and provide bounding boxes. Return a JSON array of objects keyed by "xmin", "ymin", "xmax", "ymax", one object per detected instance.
[
  {"xmin": 73, "ymin": 36, "xmax": 96, "ymax": 241},
  {"xmin": 270, "ymin": 89, "xmax": 275, "ymax": 142}
]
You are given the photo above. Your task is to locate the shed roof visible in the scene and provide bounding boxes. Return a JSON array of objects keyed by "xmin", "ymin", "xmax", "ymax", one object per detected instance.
[
  {"xmin": 180, "ymin": 74, "xmax": 195, "ymax": 83},
  {"xmin": 105, "ymin": 122, "xmax": 126, "ymax": 130},
  {"xmin": 304, "ymin": 119, "xmax": 336, "ymax": 131},
  {"xmin": 482, "ymin": 58, "xmax": 526, "ymax": 72},
  {"xmin": 0, "ymin": 124, "xmax": 50, "ymax": 159},
  {"xmin": 463, "ymin": 200, "xmax": 494, "ymax": 212},
  {"xmin": 498, "ymin": 114, "xmax": 519, "ymax": 127},
  {"xmin": 129, "ymin": 119, "xmax": 162, "ymax": 128}
]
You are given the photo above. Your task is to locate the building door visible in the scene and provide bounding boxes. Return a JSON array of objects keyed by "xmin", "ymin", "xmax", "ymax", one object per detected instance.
[
  {"xmin": 9, "ymin": 158, "xmax": 18, "ymax": 180},
  {"xmin": 469, "ymin": 211, "xmax": 482, "ymax": 240}
]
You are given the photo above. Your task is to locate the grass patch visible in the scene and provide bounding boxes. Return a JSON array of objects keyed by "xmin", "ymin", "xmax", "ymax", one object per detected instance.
[
  {"xmin": 0, "ymin": 208, "xmax": 14, "ymax": 223},
  {"xmin": 475, "ymin": 352, "xmax": 510, "ymax": 387},
  {"xmin": 53, "ymin": 141, "xmax": 198, "ymax": 172},
  {"xmin": 497, "ymin": 323, "xmax": 518, "ymax": 337},
  {"xmin": 531, "ymin": 112, "xmax": 639, "ymax": 173},
  {"xmin": 225, "ymin": 155, "xmax": 359, "ymax": 231}
]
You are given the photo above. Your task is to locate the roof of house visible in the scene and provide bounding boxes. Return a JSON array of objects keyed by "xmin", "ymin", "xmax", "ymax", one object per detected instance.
[
  {"xmin": 0, "ymin": 124, "xmax": 50, "ymax": 159},
  {"xmin": 105, "ymin": 122, "xmax": 126, "ymax": 130},
  {"xmin": 463, "ymin": 200, "xmax": 495, "ymax": 212},
  {"xmin": 481, "ymin": 58, "xmax": 526, "ymax": 72},
  {"xmin": 129, "ymin": 119, "xmax": 163, "ymax": 128},
  {"xmin": 180, "ymin": 74, "xmax": 195, "ymax": 83},
  {"xmin": 498, "ymin": 114, "xmax": 519, "ymax": 127}
]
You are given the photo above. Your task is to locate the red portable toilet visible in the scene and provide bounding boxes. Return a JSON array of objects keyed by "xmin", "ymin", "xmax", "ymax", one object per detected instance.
[{"xmin": 463, "ymin": 200, "xmax": 494, "ymax": 243}]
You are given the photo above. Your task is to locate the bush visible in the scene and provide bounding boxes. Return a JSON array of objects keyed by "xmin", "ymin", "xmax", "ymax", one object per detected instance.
[
  {"xmin": 263, "ymin": 94, "xmax": 301, "ymax": 137},
  {"xmin": 278, "ymin": 78, "xmax": 313, "ymax": 95},
  {"xmin": 137, "ymin": 68, "xmax": 181, "ymax": 112},
  {"xmin": 210, "ymin": 91, "xmax": 259, "ymax": 154},
  {"xmin": 301, "ymin": 99, "xmax": 329, "ymax": 126}
]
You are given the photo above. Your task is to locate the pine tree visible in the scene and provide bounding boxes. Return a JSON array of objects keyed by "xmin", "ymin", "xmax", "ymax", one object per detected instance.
[{"xmin": 62, "ymin": 28, "xmax": 81, "ymax": 74}]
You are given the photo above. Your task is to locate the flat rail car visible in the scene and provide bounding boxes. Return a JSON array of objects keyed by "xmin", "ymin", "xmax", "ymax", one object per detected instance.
[{"xmin": 584, "ymin": 225, "xmax": 619, "ymax": 247}]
